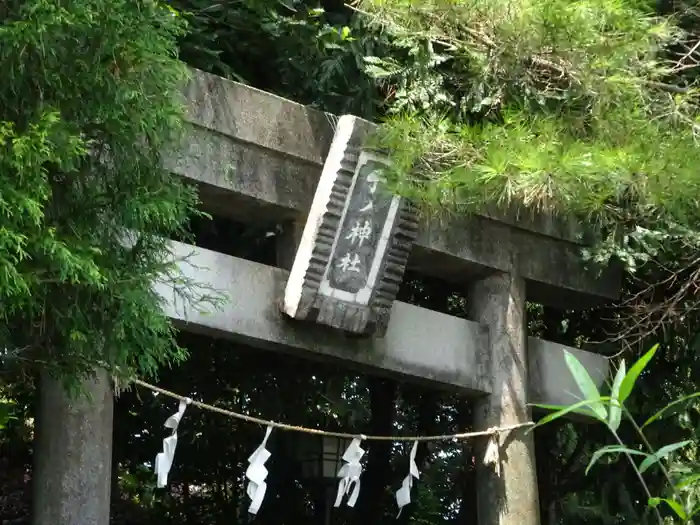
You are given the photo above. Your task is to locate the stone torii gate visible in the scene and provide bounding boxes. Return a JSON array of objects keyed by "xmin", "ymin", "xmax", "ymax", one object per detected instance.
[{"xmin": 32, "ymin": 69, "xmax": 620, "ymax": 525}]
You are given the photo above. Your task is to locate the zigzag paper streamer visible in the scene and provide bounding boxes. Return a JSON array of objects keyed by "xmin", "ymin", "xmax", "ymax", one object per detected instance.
[
  {"xmin": 246, "ymin": 425, "xmax": 273, "ymax": 514},
  {"xmin": 154, "ymin": 398, "xmax": 190, "ymax": 488},
  {"xmin": 395, "ymin": 440, "xmax": 420, "ymax": 516},
  {"xmin": 483, "ymin": 433, "xmax": 501, "ymax": 476},
  {"xmin": 334, "ymin": 437, "xmax": 365, "ymax": 508}
]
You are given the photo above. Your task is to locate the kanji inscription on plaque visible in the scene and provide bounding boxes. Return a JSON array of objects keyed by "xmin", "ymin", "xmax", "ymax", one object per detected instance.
[{"xmin": 282, "ymin": 115, "xmax": 419, "ymax": 336}]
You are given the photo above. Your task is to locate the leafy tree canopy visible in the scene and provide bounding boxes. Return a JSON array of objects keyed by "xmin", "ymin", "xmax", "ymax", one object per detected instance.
[
  {"xmin": 359, "ymin": 0, "xmax": 700, "ymax": 261},
  {"xmin": 175, "ymin": 0, "xmax": 700, "ymax": 267},
  {"xmin": 0, "ymin": 0, "xmax": 204, "ymax": 386},
  {"xmin": 171, "ymin": 0, "xmax": 700, "ymax": 341}
]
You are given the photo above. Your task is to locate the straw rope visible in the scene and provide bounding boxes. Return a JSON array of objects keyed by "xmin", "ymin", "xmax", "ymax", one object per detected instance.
[{"xmin": 133, "ymin": 378, "xmax": 533, "ymax": 442}]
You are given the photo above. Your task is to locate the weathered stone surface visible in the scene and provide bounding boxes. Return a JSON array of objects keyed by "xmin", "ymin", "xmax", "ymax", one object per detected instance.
[
  {"xmin": 32, "ymin": 369, "xmax": 113, "ymax": 525},
  {"xmin": 159, "ymin": 241, "xmax": 491, "ymax": 393},
  {"xmin": 528, "ymin": 339, "xmax": 608, "ymax": 407},
  {"xmin": 157, "ymin": 241, "xmax": 609, "ymax": 402},
  {"xmin": 166, "ymin": 68, "xmax": 620, "ymax": 307},
  {"xmin": 284, "ymin": 115, "xmax": 419, "ymax": 335},
  {"xmin": 468, "ymin": 273, "xmax": 540, "ymax": 525},
  {"xmin": 181, "ymin": 69, "xmax": 331, "ymax": 166}
]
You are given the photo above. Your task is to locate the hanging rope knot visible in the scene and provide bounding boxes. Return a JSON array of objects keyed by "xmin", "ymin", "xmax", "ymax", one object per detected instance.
[{"xmin": 482, "ymin": 427, "xmax": 501, "ymax": 477}]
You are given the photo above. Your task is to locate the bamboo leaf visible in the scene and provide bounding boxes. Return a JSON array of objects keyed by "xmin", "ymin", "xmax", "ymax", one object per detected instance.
[
  {"xmin": 563, "ymin": 350, "xmax": 608, "ymax": 421},
  {"xmin": 619, "ymin": 344, "xmax": 658, "ymax": 404},
  {"xmin": 530, "ymin": 402, "xmax": 596, "ymax": 418},
  {"xmin": 649, "ymin": 497, "xmax": 687, "ymax": 520},
  {"xmin": 638, "ymin": 440, "xmax": 692, "ymax": 474},
  {"xmin": 642, "ymin": 391, "xmax": 700, "ymax": 428},
  {"xmin": 608, "ymin": 360, "xmax": 626, "ymax": 431},
  {"xmin": 0, "ymin": 402, "xmax": 15, "ymax": 430},
  {"xmin": 528, "ymin": 397, "xmax": 611, "ymax": 431},
  {"xmin": 676, "ymin": 473, "xmax": 700, "ymax": 490},
  {"xmin": 585, "ymin": 444, "xmax": 649, "ymax": 475}
]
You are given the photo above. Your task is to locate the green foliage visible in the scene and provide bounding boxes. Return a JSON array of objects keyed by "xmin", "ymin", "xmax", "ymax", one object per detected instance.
[
  {"xmin": 0, "ymin": 401, "xmax": 16, "ymax": 430},
  {"xmin": 533, "ymin": 345, "xmax": 700, "ymax": 524},
  {"xmin": 0, "ymin": 0, "xmax": 206, "ymax": 385},
  {"xmin": 608, "ymin": 360, "xmax": 626, "ymax": 431},
  {"xmin": 171, "ymin": 0, "xmax": 386, "ymax": 117},
  {"xmin": 171, "ymin": 1, "xmax": 700, "ymax": 291},
  {"xmin": 362, "ymin": 1, "xmax": 700, "ymax": 236}
]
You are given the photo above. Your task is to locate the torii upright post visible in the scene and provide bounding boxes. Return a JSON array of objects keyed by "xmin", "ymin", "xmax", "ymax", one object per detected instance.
[
  {"xmin": 32, "ymin": 370, "xmax": 113, "ymax": 525},
  {"xmin": 469, "ymin": 272, "xmax": 541, "ymax": 525}
]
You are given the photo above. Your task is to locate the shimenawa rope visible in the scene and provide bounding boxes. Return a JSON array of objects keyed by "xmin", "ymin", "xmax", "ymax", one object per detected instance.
[{"xmin": 133, "ymin": 378, "xmax": 534, "ymax": 442}]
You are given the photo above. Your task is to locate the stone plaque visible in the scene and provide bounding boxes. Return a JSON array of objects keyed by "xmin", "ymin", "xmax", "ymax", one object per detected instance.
[{"xmin": 282, "ymin": 115, "xmax": 419, "ymax": 336}]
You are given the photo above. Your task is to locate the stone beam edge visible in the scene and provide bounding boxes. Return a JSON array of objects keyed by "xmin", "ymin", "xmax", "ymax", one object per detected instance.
[
  {"xmin": 182, "ymin": 68, "xmax": 587, "ymax": 245},
  {"xmin": 158, "ymin": 241, "xmax": 610, "ymax": 404},
  {"xmin": 164, "ymin": 127, "xmax": 619, "ymax": 302}
]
